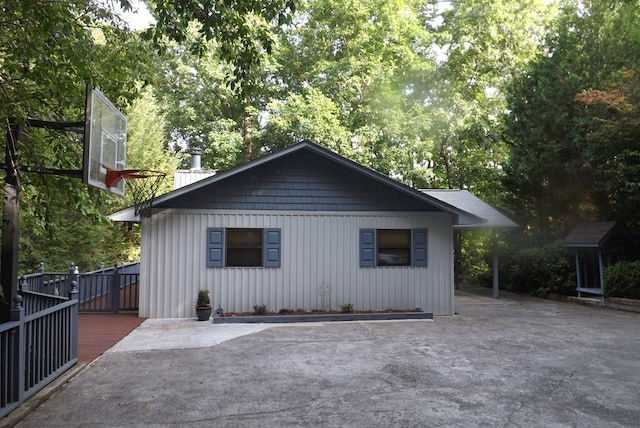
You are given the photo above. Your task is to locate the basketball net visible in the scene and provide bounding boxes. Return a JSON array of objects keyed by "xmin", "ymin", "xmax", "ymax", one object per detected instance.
[{"xmin": 107, "ymin": 169, "xmax": 166, "ymax": 218}]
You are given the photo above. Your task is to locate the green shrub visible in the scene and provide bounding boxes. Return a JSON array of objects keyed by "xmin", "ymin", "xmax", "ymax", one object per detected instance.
[
  {"xmin": 339, "ymin": 302, "xmax": 354, "ymax": 313},
  {"xmin": 253, "ymin": 304, "xmax": 267, "ymax": 314},
  {"xmin": 501, "ymin": 239, "xmax": 575, "ymax": 297},
  {"xmin": 458, "ymin": 230, "xmax": 493, "ymax": 285},
  {"xmin": 604, "ymin": 261, "xmax": 640, "ymax": 299}
]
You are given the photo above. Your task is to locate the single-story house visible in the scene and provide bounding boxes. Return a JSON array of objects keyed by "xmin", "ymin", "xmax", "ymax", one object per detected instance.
[{"xmin": 111, "ymin": 140, "xmax": 516, "ymax": 318}]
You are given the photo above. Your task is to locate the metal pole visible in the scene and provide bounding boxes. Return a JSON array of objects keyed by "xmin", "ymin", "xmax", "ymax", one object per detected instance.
[
  {"xmin": 575, "ymin": 251, "xmax": 582, "ymax": 297},
  {"xmin": 492, "ymin": 229, "xmax": 500, "ymax": 299},
  {"xmin": 454, "ymin": 230, "xmax": 461, "ymax": 290},
  {"xmin": 1, "ymin": 119, "xmax": 21, "ymax": 323},
  {"xmin": 598, "ymin": 248, "xmax": 605, "ymax": 300}
]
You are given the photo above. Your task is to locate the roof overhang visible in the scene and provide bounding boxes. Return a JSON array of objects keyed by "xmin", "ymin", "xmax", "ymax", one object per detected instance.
[
  {"xmin": 109, "ymin": 206, "xmax": 138, "ymax": 223},
  {"xmin": 421, "ymin": 190, "xmax": 518, "ymax": 230}
]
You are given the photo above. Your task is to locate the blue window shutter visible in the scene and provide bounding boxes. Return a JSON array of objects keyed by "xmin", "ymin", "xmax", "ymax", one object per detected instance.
[
  {"xmin": 360, "ymin": 229, "xmax": 375, "ymax": 267},
  {"xmin": 264, "ymin": 228, "xmax": 281, "ymax": 268},
  {"xmin": 207, "ymin": 228, "xmax": 224, "ymax": 267},
  {"xmin": 413, "ymin": 229, "xmax": 428, "ymax": 267}
]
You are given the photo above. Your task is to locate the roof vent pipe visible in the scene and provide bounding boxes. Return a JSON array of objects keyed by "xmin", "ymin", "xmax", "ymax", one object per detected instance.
[{"xmin": 190, "ymin": 148, "xmax": 202, "ymax": 170}]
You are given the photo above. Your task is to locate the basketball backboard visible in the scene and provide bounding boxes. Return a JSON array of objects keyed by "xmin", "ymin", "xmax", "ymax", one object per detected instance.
[{"xmin": 83, "ymin": 86, "xmax": 127, "ymax": 196}]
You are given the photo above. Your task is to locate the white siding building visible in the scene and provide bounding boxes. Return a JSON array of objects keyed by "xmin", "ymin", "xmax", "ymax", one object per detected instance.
[
  {"xmin": 142, "ymin": 210, "xmax": 454, "ymax": 317},
  {"xmin": 113, "ymin": 141, "xmax": 514, "ymax": 318}
]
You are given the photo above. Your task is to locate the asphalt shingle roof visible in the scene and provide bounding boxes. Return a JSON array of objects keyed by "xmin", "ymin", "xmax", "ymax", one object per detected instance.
[
  {"xmin": 563, "ymin": 221, "xmax": 619, "ymax": 247},
  {"xmin": 420, "ymin": 190, "xmax": 518, "ymax": 229}
]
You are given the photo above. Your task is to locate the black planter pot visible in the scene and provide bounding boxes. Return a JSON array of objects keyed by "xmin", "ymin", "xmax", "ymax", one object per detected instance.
[{"xmin": 196, "ymin": 306, "xmax": 212, "ymax": 321}]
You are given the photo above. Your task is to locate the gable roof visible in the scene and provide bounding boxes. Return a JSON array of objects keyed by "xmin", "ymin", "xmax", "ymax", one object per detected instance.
[
  {"xmin": 421, "ymin": 190, "xmax": 518, "ymax": 229},
  {"xmin": 564, "ymin": 222, "xmax": 638, "ymax": 248},
  {"xmin": 110, "ymin": 141, "xmax": 488, "ymax": 223}
]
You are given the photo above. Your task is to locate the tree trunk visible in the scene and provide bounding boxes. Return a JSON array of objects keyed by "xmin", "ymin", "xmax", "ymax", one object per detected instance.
[
  {"xmin": 441, "ymin": 141, "xmax": 454, "ymax": 190},
  {"xmin": 242, "ymin": 113, "xmax": 252, "ymax": 161}
]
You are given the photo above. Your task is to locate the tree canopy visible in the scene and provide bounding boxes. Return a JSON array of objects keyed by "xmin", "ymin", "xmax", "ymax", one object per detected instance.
[
  {"xmin": 503, "ymin": 0, "xmax": 640, "ymax": 232},
  {"xmin": 4, "ymin": 0, "xmax": 640, "ymax": 289}
]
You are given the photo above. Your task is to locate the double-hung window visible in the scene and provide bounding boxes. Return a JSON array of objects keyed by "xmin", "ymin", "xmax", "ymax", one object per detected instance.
[
  {"xmin": 227, "ymin": 228, "xmax": 262, "ymax": 267},
  {"xmin": 207, "ymin": 228, "xmax": 281, "ymax": 268},
  {"xmin": 360, "ymin": 228, "xmax": 428, "ymax": 267}
]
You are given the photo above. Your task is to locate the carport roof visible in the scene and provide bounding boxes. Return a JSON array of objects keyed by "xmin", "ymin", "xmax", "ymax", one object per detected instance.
[{"xmin": 420, "ymin": 190, "xmax": 518, "ymax": 229}]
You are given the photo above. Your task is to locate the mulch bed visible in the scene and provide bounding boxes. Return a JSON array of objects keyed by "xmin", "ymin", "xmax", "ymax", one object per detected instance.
[
  {"xmin": 220, "ymin": 308, "xmax": 422, "ymax": 317},
  {"xmin": 212, "ymin": 308, "xmax": 432, "ymax": 324}
]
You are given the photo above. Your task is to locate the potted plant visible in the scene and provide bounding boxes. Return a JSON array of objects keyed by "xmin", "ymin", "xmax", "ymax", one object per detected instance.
[{"xmin": 195, "ymin": 289, "xmax": 212, "ymax": 321}]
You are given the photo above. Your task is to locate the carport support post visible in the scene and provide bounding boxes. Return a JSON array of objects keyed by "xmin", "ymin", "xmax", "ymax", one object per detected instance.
[{"xmin": 492, "ymin": 230, "xmax": 499, "ymax": 299}]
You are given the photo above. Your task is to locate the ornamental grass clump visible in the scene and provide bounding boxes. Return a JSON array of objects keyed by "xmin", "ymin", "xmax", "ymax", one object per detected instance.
[
  {"xmin": 253, "ymin": 304, "xmax": 267, "ymax": 314},
  {"xmin": 340, "ymin": 302, "xmax": 354, "ymax": 313}
]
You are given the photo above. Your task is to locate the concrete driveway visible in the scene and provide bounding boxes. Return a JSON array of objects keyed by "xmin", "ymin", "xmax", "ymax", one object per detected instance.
[{"xmin": 10, "ymin": 288, "xmax": 640, "ymax": 427}]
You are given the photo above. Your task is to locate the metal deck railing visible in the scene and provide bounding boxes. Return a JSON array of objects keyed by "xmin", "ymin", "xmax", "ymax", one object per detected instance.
[
  {"xmin": 1, "ymin": 285, "xmax": 78, "ymax": 418},
  {"xmin": 1, "ymin": 262, "xmax": 139, "ymax": 418}
]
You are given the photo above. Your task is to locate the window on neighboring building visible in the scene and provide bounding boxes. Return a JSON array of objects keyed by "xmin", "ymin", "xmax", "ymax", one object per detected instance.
[
  {"xmin": 206, "ymin": 228, "xmax": 281, "ymax": 268},
  {"xmin": 360, "ymin": 228, "xmax": 428, "ymax": 267}
]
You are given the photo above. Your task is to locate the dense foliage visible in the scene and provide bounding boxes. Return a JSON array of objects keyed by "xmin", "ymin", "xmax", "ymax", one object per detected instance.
[
  {"xmin": 3, "ymin": 0, "xmax": 640, "ymax": 299},
  {"xmin": 499, "ymin": 239, "xmax": 575, "ymax": 297},
  {"xmin": 603, "ymin": 261, "xmax": 640, "ymax": 300},
  {"xmin": 504, "ymin": 1, "xmax": 640, "ymax": 233}
]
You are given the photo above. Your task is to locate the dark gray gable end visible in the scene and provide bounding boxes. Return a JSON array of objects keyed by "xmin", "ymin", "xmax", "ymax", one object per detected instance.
[{"xmin": 152, "ymin": 141, "xmax": 483, "ymax": 218}]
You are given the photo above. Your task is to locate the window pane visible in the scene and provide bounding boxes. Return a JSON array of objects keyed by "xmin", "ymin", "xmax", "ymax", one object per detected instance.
[
  {"xmin": 377, "ymin": 249, "xmax": 410, "ymax": 266},
  {"xmin": 226, "ymin": 228, "xmax": 263, "ymax": 267},
  {"xmin": 377, "ymin": 229, "xmax": 410, "ymax": 266},
  {"xmin": 377, "ymin": 229, "xmax": 410, "ymax": 247},
  {"xmin": 227, "ymin": 228, "xmax": 262, "ymax": 246},
  {"xmin": 227, "ymin": 248, "xmax": 262, "ymax": 267}
]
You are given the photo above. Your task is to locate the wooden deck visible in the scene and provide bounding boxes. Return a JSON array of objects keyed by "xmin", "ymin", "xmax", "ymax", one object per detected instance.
[{"xmin": 78, "ymin": 313, "xmax": 145, "ymax": 362}]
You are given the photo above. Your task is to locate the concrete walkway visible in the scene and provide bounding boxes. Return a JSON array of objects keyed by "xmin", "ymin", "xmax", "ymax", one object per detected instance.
[
  {"xmin": 7, "ymin": 288, "xmax": 640, "ymax": 427},
  {"xmin": 110, "ymin": 319, "xmax": 275, "ymax": 352}
]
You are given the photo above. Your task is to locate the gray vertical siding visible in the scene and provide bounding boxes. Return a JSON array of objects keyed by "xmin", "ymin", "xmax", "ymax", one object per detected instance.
[{"xmin": 140, "ymin": 210, "xmax": 454, "ymax": 318}]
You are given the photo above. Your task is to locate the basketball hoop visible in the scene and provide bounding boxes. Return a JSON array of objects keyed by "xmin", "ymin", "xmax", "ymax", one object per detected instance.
[{"xmin": 106, "ymin": 169, "xmax": 166, "ymax": 218}]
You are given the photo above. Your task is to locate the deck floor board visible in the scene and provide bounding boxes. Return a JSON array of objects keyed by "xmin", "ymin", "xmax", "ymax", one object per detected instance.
[{"xmin": 78, "ymin": 313, "xmax": 145, "ymax": 362}]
